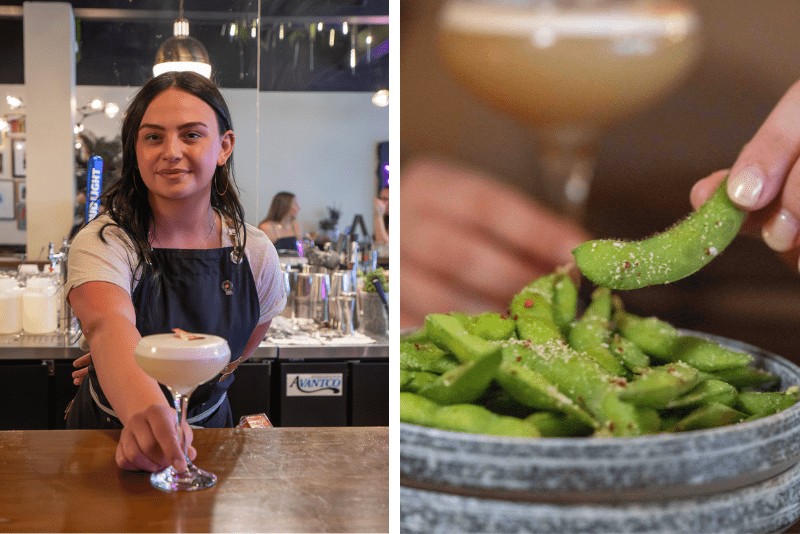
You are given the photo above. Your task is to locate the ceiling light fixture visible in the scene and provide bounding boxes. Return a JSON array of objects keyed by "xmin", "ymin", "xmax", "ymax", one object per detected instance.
[
  {"xmin": 153, "ymin": 0, "xmax": 212, "ymax": 78},
  {"xmin": 6, "ymin": 95, "xmax": 24, "ymax": 110},
  {"xmin": 74, "ymin": 98, "xmax": 120, "ymax": 135}
]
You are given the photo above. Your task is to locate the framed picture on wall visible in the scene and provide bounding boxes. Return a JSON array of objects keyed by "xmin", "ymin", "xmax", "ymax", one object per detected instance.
[
  {"xmin": 0, "ymin": 180, "xmax": 14, "ymax": 219},
  {"xmin": 12, "ymin": 139, "xmax": 25, "ymax": 178},
  {"xmin": 14, "ymin": 180, "xmax": 25, "ymax": 204},
  {"xmin": 0, "ymin": 137, "xmax": 9, "ymax": 179}
]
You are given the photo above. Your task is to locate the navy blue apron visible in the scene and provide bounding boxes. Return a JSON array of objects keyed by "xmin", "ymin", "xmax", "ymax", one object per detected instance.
[{"xmin": 66, "ymin": 236, "xmax": 260, "ymax": 430}]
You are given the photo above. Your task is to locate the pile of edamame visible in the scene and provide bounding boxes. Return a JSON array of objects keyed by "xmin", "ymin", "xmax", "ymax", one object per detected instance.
[{"xmin": 400, "ymin": 272, "xmax": 799, "ymax": 438}]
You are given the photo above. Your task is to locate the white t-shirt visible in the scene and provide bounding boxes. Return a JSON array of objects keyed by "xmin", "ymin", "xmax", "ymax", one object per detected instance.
[{"xmin": 67, "ymin": 213, "xmax": 286, "ymax": 325}]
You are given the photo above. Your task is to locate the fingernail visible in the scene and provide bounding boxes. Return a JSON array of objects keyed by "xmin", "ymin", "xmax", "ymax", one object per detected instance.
[
  {"xmin": 173, "ymin": 457, "xmax": 187, "ymax": 473},
  {"xmin": 727, "ymin": 167, "xmax": 764, "ymax": 208},
  {"xmin": 762, "ymin": 209, "xmax": 800, "ymax": 252}
]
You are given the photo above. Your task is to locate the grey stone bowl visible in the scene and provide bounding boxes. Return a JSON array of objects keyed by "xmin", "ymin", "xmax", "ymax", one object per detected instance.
[{"xmin": 400, "ymin": 330, "xmax": 800, "ymax": 533}]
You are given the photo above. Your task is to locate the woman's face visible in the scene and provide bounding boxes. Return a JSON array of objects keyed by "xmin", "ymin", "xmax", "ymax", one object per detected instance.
[
  {"xmin": 290, "ymin": 198, "xmax": 301, "ymax": 218},
  {"xmin": 379, "ymin": 188, "xmax": 389, "ymax": 214},
  {"xmin": 136, "ymin": 88, "xmax": 234, "ymax": 204}
]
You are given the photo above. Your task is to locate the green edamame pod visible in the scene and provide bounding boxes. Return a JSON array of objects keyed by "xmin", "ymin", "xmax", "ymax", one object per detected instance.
[
  {"xmin": 636, "ymin": 408, "xmax": 662, "ymax": 435},
  {"xmin": 510, "ymin": 276, "xmax": 564, "ymax": 341},
  {"xmin": 736, "ymin": 386, "xmax": 800, "ymax": 417},
  {"xmin": 484, "ymin": 415, "xmax": 542, "ymax": 437},
  {"xmin": 430, "ymin": 404, "xmax": 494, "ymax": 433},
  {"xmin": 552, "ymin": 273, "xmax": 579, "ymax": 337},
  {"xmin": 416, "ymin": 346, "xmax": 502, "ymax": 405},
  {"xmin": 425, "ymin": 313, "xmax": 501, "ymax": 364},
  {"xmin": 467, "ymin": 312, "xmax": 517, "ymax": 341},
  {"xmin": 400, "ymin": 392, "xmax": 441, "ymax": 426},
  {"xmin": 400, "ymin": 370, "xmax": 441, "ymax": 394},
  {"xmin": 665, "ymin": 379, "xmax": 738, "ymax": 409},
  {"xmin": 671, "ymin": 336, "xmax": 754, "ymax": 372},
  {"xmin": 516, "ymin": 315, "xmax": 563, "ymax": 344},
  {"xmin": 671, "ymin": 402, "xmax": 748, "ymax": 432},
  {"xmin": 500, "ymin": 340, "xmax": 642, "ymax": 436},
  {"xmin": 400, "ymin": 369, "xmax": 414, "ymax": 390},
  {"xmin": 573, "ymin": 178, "xmax": 745, "ymax": 289},
  {"xmin": 525, "ymin": 412, "xmax": 594, "ymax": 437},
  {"xmin": 609, "ymin": 333, "xmax": 651, "ymax": 374},
  {"xmin": 495, "ymin": 360, "xmax": 597, "ymax": 428},
  {"xmin": 400, "ymin": 341, "xmax": 459, "ymax": 374},
  {"xmin": 583, "ymin": 345, "xmax": 629, "ymax": 378},
  {"xmin": 711, "ymin": 366, "xmax": 780, "ymax": 391},
  {"xmin": 614, "ymin": 311, "xmax": 680, "ymax": 360},
  {"xmin": 511, "ymin": 293, "xmax": 563, "ymax": 343},
  {"xmin": 401, "ymin": 326, "xmax": 429, "ymax": 344},
  {"xmin": 568, "ymin": 287, "xmax": 613, "ymax": 351},
  {"xmin": 618, "ymin": 362, "xmax": 701, "ymax": 410}
]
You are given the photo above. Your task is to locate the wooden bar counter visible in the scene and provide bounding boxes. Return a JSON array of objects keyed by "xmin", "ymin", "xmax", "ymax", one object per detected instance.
[{"xmin": 0, "ymin": 426, "xmax": 389, "ymax": 533}]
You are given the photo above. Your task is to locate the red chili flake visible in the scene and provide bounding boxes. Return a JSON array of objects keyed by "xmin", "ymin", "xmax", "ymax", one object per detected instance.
[
  {"xmin": 609, "ymin": 422, "xmax": 615, "ymax": 431},
  {"xmin": 513, "ymin": 315, "xmax": 519, "ymax": 320},
  {"xmin": 623, "ymin": 261, "xmax": 631, "ymax": 270},
  {"xmin": 516, "ymin": 356, "xmax": 522, "ymax": 362},
  {"xmin": 524, "ymin": 299, "xmax": 534, "ymax": 308},
  {"xmin": 414, "ymin": 343, "xmax": 420, "ymax": 350},
  {"xmin": 500, "ymin": 314, "xmax": 507, "ymax": 320},
  {"xmin": 634, "ymin": 262, "xmax": 640, "ymax": 266},
  {"xmin": 637, "ymin": 273, "xmax": 641, "ymax": 277},
  {"xmin": 616, "ymin": 346, "xmax": 624, "ymax": 353}
]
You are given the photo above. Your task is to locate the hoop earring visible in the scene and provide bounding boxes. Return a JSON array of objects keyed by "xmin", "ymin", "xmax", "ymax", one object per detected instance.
[{"xmin": 215, "ymin": 173, "xmax": 229, "ymax": 196}]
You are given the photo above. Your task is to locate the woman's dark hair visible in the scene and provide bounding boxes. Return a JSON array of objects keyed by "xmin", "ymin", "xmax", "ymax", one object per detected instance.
[
  {"xmin": 260, "ymin": 192, "xmax": 296, "ymax": 225},
  {"xmin": 98, "ymin": 71, "xmax": 246, "ymax": 271}
]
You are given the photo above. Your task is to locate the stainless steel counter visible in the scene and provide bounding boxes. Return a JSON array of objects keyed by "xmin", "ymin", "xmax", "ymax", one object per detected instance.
[{"xmin": 0, "ymin": 331, "xmax": 388, "ymax": 361}]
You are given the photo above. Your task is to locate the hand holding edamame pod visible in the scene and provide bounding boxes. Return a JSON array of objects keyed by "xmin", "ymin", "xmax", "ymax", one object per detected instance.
[
  {"xmin": 691, "ymin": 79, "xmax": 800, "ymax": 273},
  {"xmin": 573, "ymin": 178, "xmax": 745, "ymax": 289}
]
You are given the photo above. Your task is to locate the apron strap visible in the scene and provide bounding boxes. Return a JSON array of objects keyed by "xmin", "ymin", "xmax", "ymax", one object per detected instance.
[{"xmin": 89, "ymin": 375, "xmax": 227, "ymax": 426}]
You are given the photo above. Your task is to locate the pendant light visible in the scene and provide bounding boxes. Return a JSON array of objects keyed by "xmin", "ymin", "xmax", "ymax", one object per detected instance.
[{"xmin": 153, "ymin": 0, "xmax": 212, "ymax": 78}]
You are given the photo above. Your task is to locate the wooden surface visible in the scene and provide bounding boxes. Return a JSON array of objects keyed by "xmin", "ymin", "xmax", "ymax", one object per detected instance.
[{"xmin": 0, "ymin": 426, "xmax": 389, "ymax": 533}]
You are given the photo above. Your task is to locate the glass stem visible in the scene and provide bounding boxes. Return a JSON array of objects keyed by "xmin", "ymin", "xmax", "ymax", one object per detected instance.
[
  {"xmin": 173, "ymin": 392, "xmax": 190, "ymax": 464},
  {"xmin": 535, "ymin": 128, "xmax": 601, "ymax": 223}
]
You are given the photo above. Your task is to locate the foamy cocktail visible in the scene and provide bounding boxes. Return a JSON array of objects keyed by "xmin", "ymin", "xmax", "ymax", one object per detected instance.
[{"xmin": 134, "ymin": 331, "xmax": 231, "ymax": 492}]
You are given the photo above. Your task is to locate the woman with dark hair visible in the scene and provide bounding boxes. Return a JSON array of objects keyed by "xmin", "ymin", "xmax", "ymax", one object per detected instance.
[
  {"xmin": 65, "ymin": 72, "xmax": 286, "ymax": 473},
  {"xmin": 258, "ymin": 191, "xmax": 302, "ymax": 253}
]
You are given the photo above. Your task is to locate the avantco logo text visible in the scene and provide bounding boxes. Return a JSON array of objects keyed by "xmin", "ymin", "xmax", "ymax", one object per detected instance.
[{"xmin": 286, "ymin": 373, "xmax": 343, "ymax": 396}]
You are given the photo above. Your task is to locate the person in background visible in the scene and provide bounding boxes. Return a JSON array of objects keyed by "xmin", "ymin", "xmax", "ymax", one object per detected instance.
[
  {"xmin": 66, "ymin": 71, "xmax": 286, "ymax": 472},
  {"xmin": 373, "ymin": 185, "xmax": 390, "ymax": 245},
  {"xmin": 259, "ymin": 191, "xmax": 303, "ymax": 253}
]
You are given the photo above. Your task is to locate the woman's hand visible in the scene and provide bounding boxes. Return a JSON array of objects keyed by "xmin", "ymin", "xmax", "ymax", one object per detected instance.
[
  {"xmin": 72, "ymin": 352, "xmax": 91, "ymax": 386},
  {"xmin": 400, "ymin": 158, "xmax": 592, "ymax": 329},
  {"xmin": 116, "ymin": 404, "xmax": 197, "ymax": 472},
  {"xmin": 690, "ymin": 79, "xmax": 800, "ymax": 272}
]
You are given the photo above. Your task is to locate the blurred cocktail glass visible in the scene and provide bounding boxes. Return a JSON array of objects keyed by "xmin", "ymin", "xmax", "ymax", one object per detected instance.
[{"xmin": 438, "ymin": 0, "xmax": 701, "ymax": 221}]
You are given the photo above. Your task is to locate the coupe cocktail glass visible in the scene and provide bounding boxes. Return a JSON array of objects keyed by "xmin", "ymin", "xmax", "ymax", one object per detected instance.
[
  {"xmin": 134, "ymin": 332, "xmax": 231, "ymax": 492},
  {"xmin": 438, "ymin": 0, "xmax": 701, "ymax": 220}
]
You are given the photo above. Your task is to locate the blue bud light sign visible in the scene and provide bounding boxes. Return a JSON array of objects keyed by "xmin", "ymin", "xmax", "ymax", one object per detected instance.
[{"xmin": 85, "ymin": 155, "xmax": 103, "ymax": 223}]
